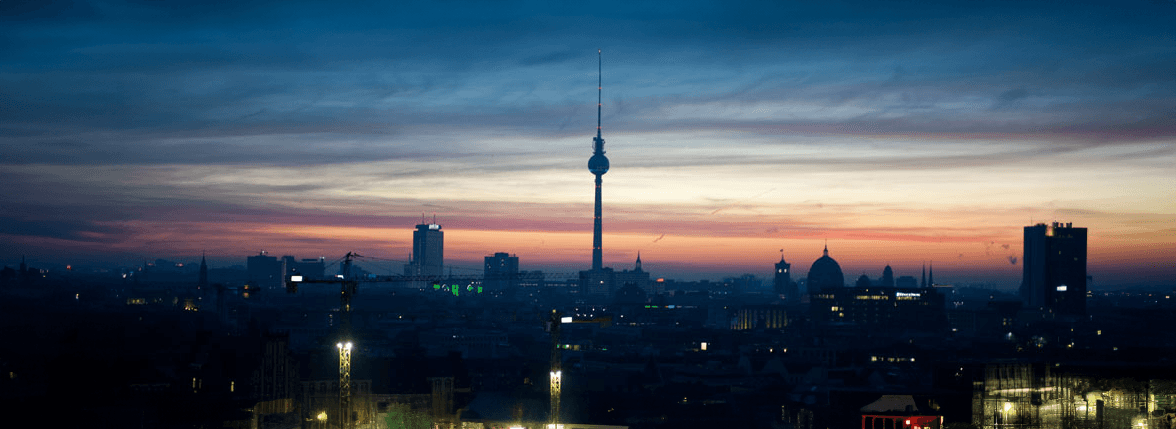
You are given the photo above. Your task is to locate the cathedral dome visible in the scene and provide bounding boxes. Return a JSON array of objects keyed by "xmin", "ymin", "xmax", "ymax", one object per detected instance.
[{"xmin": 807, "ymin": 246, "xmax": 844, "ymax": 291}]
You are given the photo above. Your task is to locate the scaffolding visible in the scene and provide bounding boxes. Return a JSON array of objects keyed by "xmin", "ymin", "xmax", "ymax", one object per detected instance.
[{"xmin": 974, "ymin": 362, "xmax": 1164, "ymax": 429}]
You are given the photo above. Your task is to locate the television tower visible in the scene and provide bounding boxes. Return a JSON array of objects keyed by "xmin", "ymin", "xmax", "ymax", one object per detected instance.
[{"xmin": 588, "ymin": 49, "xmax": 610, "ymax": 271}]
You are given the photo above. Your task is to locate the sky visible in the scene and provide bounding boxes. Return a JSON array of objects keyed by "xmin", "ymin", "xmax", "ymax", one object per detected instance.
[{"xmin": 1, "ymin": 0, "xmax": 1174, "ymax": 288}]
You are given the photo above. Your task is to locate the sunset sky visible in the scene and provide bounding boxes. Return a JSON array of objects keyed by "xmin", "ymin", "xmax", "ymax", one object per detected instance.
[{"xmin": 2, "ymin": 1, "xmax": 1173, "ymax": 288}]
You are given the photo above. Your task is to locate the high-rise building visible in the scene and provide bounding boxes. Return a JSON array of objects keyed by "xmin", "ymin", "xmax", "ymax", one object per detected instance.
[
  {"xmin": 1021, "ymin": 222, "xmax": 1087, "ymax": 316},
  {"xmin": 483, "ymin": 252, "xmax": 519, "ymax": 292},
  {"xmin": 247, "ymin": 251, "xmax": 281, "ymax": 287},
  {"xmin": 405, "ymin": 222, "xmax": 444, "ymax": 278}
]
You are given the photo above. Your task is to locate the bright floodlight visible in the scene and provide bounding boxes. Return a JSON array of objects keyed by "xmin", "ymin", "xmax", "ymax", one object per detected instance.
[
  {"xmin": 560, "ymin": 317, "xmax": 573, "ymax": 323},
  {"xmin": 345, "ymin": 342, "xmax": 353, "ymax": 350},
  {"xmin": 317, "ymin": 411, "xmax": 327, "ymax": 421},
  {"xmin": 291, "ymin": 275, "xmax": 303, "ymax": 282},
  {"xmin": 336, "ymin": 342, "xmax": 343, "ymax": 349}
]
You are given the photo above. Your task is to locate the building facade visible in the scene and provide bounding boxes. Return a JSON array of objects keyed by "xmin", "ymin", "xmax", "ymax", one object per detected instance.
[
  {"xmin": 1021, "ymin": 222, "xmax": 1087, "ymax": 316},
  {"xmin": 810, "ymin": 286, "xmax": 946, "ymax": 328},
  {"xmin": 483, "ymin": 252, "xmax": 519, "ymax": 293},
  {"xmin": 406, "ymin": 223, "xmax": 444, "ymax": 278}
]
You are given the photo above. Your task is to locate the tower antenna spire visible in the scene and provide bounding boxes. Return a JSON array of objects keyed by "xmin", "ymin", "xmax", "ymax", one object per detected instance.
[{"xmin": 597, "ymin": 49, "xmax": 602, "ymax": 142}]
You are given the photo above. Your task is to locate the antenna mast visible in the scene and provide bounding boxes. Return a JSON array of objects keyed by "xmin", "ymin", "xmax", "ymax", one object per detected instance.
[{"xmin": 597, "ymin": 49, "xmax": 602, "ymax": 142}]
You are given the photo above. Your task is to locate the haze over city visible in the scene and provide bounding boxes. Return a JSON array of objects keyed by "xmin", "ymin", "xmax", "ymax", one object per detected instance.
[{"xmin": 2, "ymin": 0, "xmax": 1173, "ymax": 288}]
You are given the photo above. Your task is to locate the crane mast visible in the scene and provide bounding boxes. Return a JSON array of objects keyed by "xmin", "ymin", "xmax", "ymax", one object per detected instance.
[
  {"xmin": 287, "ymin": 251, "xmax": 360, "ymax": 429},
  {"xmin": 288, "ymin": 253, "xmax": 584, "ymax": 429},
  {"xmin": 549, "ymin": 310, "xmax": 563, "ymax": 429}
]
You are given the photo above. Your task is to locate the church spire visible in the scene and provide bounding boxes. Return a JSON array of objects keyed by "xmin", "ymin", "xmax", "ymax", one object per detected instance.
[
  {"xmin": 635, "ymin": 252, "xmax": 642, "ymax": 271},
  {"xmin": 921, "ymin": 262, "xmax": 926, "ymax": 288},
  {"xmin": 198, "ymin": 251, "xmax": 209, "ymax": 289},
  {"xmin": 929, "ymin": 261, "xmax": 934, "ymax": 286}
]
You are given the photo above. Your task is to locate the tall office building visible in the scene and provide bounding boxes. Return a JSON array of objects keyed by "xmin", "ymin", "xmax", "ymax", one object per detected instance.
[
  {"xmin": 405, "ymin": 222, "xmax": 444, "ymax": 278},
  {"xmin": 483, "ymin": 252, "xmax": 519, "ymax": 292},
  {"xmin": 247, "ymin": 251, "xmax": 282, "ymax": 287},
  {"xmin": 1021, "ymin": 222, "xmax": 1087, "ymax": 316}
]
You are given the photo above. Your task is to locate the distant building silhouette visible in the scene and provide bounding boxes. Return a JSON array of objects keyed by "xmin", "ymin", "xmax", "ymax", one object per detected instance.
[
  {"xmin": 810, "ymin": 285, "xmax": 946, "ymax": 328},
  {"xmin": 774, "ymin": 254, "xmax": 799, "ymax": 302},
  {"xmin": 247, "ymin": 251, "xmax": 281, "ymax": 287},
  {"xmin": 806, "ymin": 244, "xmax": 845, "ymax": 291},
  {"xmin": 895, "ymin": 275, "xmax": 917, "ymax": 288},
  {"xmin": 483, "ymin": 252, "xmax": 519, "ymax": 293},
  {"xmin": 1021, "ymin": 222, "xmax": 1087, "ymax": 316},
  {"xmin": 405, "ymin": 222, "xmax": 444, "ymax": 278},
  {"xmin": 614, "ymin": 281, "xmax": 647, "ymax": 305},
  {"xmin": 921, "ymin": 262, "xmax": 926, "ymax": 287},
  {"xmin": 198, "ymin": 252, "xmax": 209, "ymax": 290},
  {"xmin": 614, "ymin": 253, "xmax": 654, "ymax": 296},
  {"xmin": 880, "ymin": 264, "xmax": 894, "ymax": 287},
  {"xmin": 282, "ymin": 255, "xmax": 325, "ymax": 279},
  {"xmin": 856, "ymin": 274, "xmax": 871, "ymax": 288}
]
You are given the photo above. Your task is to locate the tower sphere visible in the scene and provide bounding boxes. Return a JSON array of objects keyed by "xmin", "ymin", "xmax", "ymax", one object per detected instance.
[{"xmin": 589, "ymin": 153, "xmax": 610, "ymax": 175}]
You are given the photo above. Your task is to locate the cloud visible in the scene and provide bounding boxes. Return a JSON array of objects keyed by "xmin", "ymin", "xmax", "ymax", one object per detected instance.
[{"xmin": 991, "ymin": 88, "xmax": 1029, "ymax": 110}]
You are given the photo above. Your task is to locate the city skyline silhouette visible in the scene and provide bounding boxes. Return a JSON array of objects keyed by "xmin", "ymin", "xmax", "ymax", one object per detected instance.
[{"xmin": 1, "ymin": 1, "xmax": 1173, "ymax": 289}]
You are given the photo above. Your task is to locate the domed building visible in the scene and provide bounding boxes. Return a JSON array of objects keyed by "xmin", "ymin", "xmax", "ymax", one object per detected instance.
[{"xmin": 807, "ymin": 245, "xmax": 845, "ymax": 291}]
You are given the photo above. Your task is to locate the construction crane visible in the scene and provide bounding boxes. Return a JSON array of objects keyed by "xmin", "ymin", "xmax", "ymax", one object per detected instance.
[
  {"xmin": 547, "ymin": 310, "xmax": 611, "ymax": 429},
  {"xmin": 286, "ymin": 252, "xmax": 360, "ymax": 429},
  {"xmin": 288, "ymin": 253, "xmax": 580, "ymax": 428}
]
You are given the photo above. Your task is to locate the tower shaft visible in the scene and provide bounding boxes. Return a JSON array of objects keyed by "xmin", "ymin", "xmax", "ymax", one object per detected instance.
[{"xmin": 593, "ymin": 174, "xmax": 603, "ymax": 270}]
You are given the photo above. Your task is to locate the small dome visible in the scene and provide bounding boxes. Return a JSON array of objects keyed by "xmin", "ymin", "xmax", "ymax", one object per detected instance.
[{"xmin": 807, "ymin": 246, "xmax": 844, "ymax": 291}]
